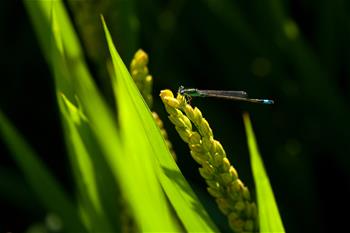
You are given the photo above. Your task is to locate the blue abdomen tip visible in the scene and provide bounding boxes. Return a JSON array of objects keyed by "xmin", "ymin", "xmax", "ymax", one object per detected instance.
[{"xmin": 263, "ymin": 99, "xmax": 274, "ymax": 104}]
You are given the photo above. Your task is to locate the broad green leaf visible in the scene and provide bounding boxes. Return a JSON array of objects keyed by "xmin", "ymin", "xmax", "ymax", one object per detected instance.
[
  {"xmin": 102, "ymin": 17, "xmax": 179, "ymax": 232},
  {"xmin": 25, "ymin": 1, "xmax": 123, "ymax": 231},
  {"xmin": 49, "ymin": 3, "xmax": 136, "ymax": 232},
  {"xmin": 243, "ymin": 113, "xmax": 285, "ymax": 232},
  {"xmin": 0, "ymin": 111, "xmax": 86, "ymax": 232},
  {"xmin": 102, "ymin": 17, "xmax": 220, "ymax": 232}
]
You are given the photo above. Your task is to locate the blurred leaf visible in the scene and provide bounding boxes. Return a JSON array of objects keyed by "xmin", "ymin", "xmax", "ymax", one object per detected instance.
[
  {"xmin": 24, "ymin": 0, "xmax": 125, "ymax": 231},
  {"xmin": 243, "ymin": 113, "xmax": 285, "ymax": 233},
  {"xmin": 58, "ymin": 94, "xmax": 114, "ymax": 232},
  {"xmin": 66, "ymin": 0, "xmax": 139, "ymax": 107},
  {"xmin": 67, "ymin": 0, "xmax": 138, "ymax": 62},
  {"xmin": 102, "ymin": 16, "xmax": 220, "ymax": 232},
  {"xmin": 0, "ymin": 111, "xmax": 85, "ymax": 232},
  {"xmin": 24, "ymin": 0, "xmax": 82, "ymax": 66},
  {"xmin": 0, "ymin": 166, "xmax": 38, "ymax": 211}
]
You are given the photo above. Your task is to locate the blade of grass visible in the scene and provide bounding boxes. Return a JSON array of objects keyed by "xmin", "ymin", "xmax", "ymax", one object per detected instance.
[
  {"xmin": 0, "ymin": 111, "xmax": 86, "ymax": 232},
  {"xmin": 59, "ymin": 91, "xmax": 124, "ymax": 232},
  {"xmin": 102, "ymin": 17, "xmax": 220, "ymax": 232},
  {"xmin": 49, "ymin": 3, "xmax": 136, "ymax": 231},
  {"xmin": 46, "ymin": 2, "xmax": 166, "ymax": 233},
  {"xmin": 50, "ymin": 5, "xmax": 116, "ymax": 231},
  {"xmin": 58, "ymin": 94, "xmax": 114, "ymax": 232},
  {"xmin": 102, "ymin": 17, "xmax": 180, "ymax": 232},
  {"xmin": 0, "ymin": 166, "xmax": 39, "ymax": 211},
  {"xmin": 24, "ymin": 0, "xmax": 82, "ymax": 66},
  {"xmin": 243, "ymin": 113, "xmax": 285, "ymax": 232},
  {"xmin": 25, "ymin": 1, "xmax": 124, "ymax": 231}
]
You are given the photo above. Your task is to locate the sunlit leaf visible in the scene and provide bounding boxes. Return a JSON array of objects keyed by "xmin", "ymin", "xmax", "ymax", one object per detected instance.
[
  {"xmin": 102, "ymin": 16, "xmax": 219, "ymax": 232},
  {"xmin": 243, "ymin": 113, "xmax": 285, "ymax": 233}
]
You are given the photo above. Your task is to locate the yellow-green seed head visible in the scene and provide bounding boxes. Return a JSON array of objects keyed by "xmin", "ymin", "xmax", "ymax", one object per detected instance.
[
  {"xmin": 245, "ymin": 202, "xmax": 257, "ymax": 219},
  {"xmin": 182, "ymin": 114, "xmax": 193, "ymax": 130},
  {"xmin": 207, "ymin": 187, "xmax": 223, "ymax": 198},
  {"xmin": 164, "ymin": 106, "xmax": 182, "ymax": 118},
  {"xmin": 145, "ymin": 74, "xmax": 152, "ymax": 82},
  {"xmin": 160, "ymin": 89, "xmax": 174, "ymax": 99},
  {"xmin": 131, "ymin": 67, "xmax": 148, "ymax": 80},
  {"xmin": 160, "ymin": 88, "xmax": 258, "ymax": 233},
  {"xmin": 199, "ymin": 166, "xmax": 213, "ymax": 179},
  {"xmin": 144, "ymin": 75, "xmax": 153, "ymax": 91},
  {"xmin": 234, "ymin": 200, "xmax": 246, "ymax": 212},
  {"xmin": 175, "ymin": 126, "xmax": 192, "ymax": 143},
  {"xmin": 227, "ymin": 181, "xmax": 242, "ymax": 200},
  {"xmin": 229, "ymin": 166, "xmax": 239, "ymax": 180},
  {"xmin": 130, "ymin": 49, "xmax": 153, "ymax": 107},
  {"xmin": 222, "ymin": 157, "xmax": 232, "ymax": 172},
  {"xmin": 206, "ymin": 180, "xmax": 220, "ymax": 189},
  {"xmin": 168, "ymin": 115, "xmax": 190, "ymax": 130},
  {"xmin": 228, "ymin": 212, "xmax": 245, "ymax": 233},
  {"xmin": 202, "ymin": 136, "xmax": 214, "ymax": 152},
  {"xmin": 219, "ymin": 173, "xmax": 235, "ymax": 185},
  {"xmin": 216, "ymin": 198, "xmax": 231, "ymax": 214},
  {"xmin": 231, "ymin": 180, "xmax": 244, "ymax": 193},
  {"xmin": 249, "ymin": 203, "xmax": 258, "ymax": 219},
  {"xmin": 163, "ymin": 97, "xmax": 181, "ymax": 109},
  {"xmin": 213, "ymin": 140, "xmax": 226, "ymax": 156},
  {"xmin": 192, "ymin": 108, "xmax": 203, "ymax": 125},
  {"xmin": 211, "ymin": 152, "xmax": 225, "ymax": 168},
  {"xmin": 198, "ymin": 118, "xmax": 213, "ymax": 137},
  {"xmin": 189, "ymin": 132, "xmax": 201, "ymax": 144},
  {"xmin": 176, "ymin": 94, "xmax": 187, "ymax": 107},
  {"xmin": 189, "ymin": 143, "xmax": 205, "ymax": 153},
  {"xmin": 131, "ymin": 49, "xmax": 149, "ymax": 68},
  {"xmin": 242, "ymin": 186, "xmax": 251, "ymax": 200},
  {"xmin": 183, "ymin": 104, "xmax": 195, "ymax": 120},
  {"xmin": 190, "ymin": 150, "xmax": 208, "ymax": 164},
  {"xmin": 244, "ymin": 219, "xmax": 254, "ymax": 232},
  {"xmin": 152, "ymin": 112, "xmax": 163, "ymax": 127},
  {"xmin": 202, "ymin": 161, "xmax": 215, "ymax": 176}
]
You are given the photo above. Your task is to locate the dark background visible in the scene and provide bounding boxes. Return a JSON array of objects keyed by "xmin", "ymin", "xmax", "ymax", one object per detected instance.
[{"xmin": 1, "ymin": 0, "xmax": 350, "ymax": 232}]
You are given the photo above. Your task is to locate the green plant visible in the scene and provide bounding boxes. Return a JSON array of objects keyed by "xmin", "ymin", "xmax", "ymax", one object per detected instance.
[{"xmin": 0, "ymin": 1, "xmax": 285, "ymax": 232}]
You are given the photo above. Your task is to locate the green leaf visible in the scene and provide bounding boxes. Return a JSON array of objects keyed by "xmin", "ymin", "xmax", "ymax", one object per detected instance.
[
  {"xmin": 102, "ymin": 16, "xmax": 219, "ymax": 232},
  {"xmin": 0, "ymin": 111, "xmax": 86, "ymax": 232},
  {"xmin": 59, "ymin": 94, "xmax": 115, "ymax": 232},
  {"xmin": 24, "ymin": 0, "xmax": 83, "ymax": 66},
  {"xmin": 243, "ymin": 113, "xmax": 285, "ymax": 232},
  {"xmin": 49, "ymin": 3, "xmax": 133, "ymax": 232},
  {"xmin": 25, "ymin": 1, "xmax": 123, "ymax": 231}
]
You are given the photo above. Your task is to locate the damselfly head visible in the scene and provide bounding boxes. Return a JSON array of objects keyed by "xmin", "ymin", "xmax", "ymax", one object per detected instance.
[{"xmin": 178, "ymin": 85, "xmax": 185, "ymax": 95}]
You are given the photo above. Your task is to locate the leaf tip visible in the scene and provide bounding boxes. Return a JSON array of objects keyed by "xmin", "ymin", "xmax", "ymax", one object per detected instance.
[
  {"xmin": 242, "ymin": 111, "xmax": 251, "ymax": 128},
  {"xmin": 100, "ymin": 14, "xmax": 105, "ymax": 25}
]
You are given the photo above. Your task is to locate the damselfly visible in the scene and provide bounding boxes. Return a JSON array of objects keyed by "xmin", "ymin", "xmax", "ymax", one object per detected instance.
[{"xmin": 178, "ymin": 86, "xmax": 274, "ymax": 104}]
